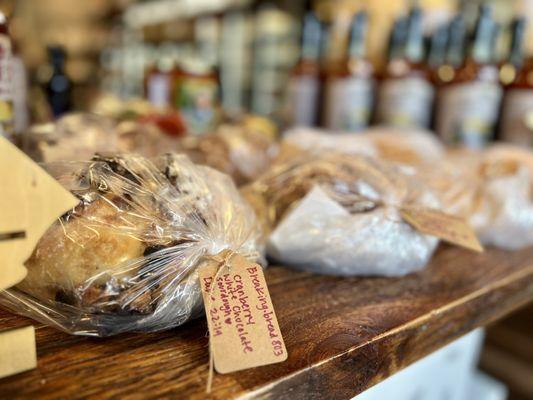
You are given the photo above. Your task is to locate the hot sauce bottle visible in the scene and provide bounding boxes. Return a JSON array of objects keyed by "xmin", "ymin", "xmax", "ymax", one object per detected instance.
[
  {"xmin": 499, "ymin": 18, "xmax": 533, "ymax": 146},
  {"xmin": 284, "ymin": 12, "xmax": 322, "ymax": 127},
  {"xmin": 375, "ymin": 7, "xmax": 434, "ymax": 129},
  {"xmin": 323, "ymin": 11, "xmax": 374, "ymax": 132},
  {"xmin": 0, "ymin": 12, "xmax": 14, "ymax": 136},
  {"xmin": 436, "ymin": 5, "xmax": 502, "ymax": 148}
]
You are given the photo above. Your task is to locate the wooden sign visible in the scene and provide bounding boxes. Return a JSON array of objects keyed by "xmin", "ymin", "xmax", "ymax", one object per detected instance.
[{"xmin": 0, "ymin": 137, "xmax": 78, "ymax": 378}]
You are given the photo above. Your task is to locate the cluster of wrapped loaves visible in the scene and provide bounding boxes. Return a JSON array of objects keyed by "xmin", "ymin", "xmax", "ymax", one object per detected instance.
[{"xmin": 6, "ymin": 116, "xmax": 533, "ymax": 337}]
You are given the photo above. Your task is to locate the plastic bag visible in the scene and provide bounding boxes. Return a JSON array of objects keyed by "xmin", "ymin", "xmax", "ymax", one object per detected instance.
[
  {"xmin": 0, "ymin": 153, "xmax": 263, "ymax": 336},
  {"xmin": 115, "ymin": 119, "xmax": 180, "ymax": 157},
  {"xmin": 283, "ymin": 126, "xmax": 445, "ymax": 166},
  {"xmin": 178, "ymin": 116, "xmax": 278, "ymax": 185},
  {"xmin": 243, "ymin": 152, "xmax": 439, "ymax": 277},
  {"xmin": 22, "ymin": 113, "xmax": 118, "ymax": 162},
  {"xmin": 423, "ymin": 145, "xmax": 533, "ymax": 250}
]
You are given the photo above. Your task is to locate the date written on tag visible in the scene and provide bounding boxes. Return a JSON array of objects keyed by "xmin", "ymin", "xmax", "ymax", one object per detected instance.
[{"xmin": 199, "ymin": 251, "xmax": 287, "ymax": 374}]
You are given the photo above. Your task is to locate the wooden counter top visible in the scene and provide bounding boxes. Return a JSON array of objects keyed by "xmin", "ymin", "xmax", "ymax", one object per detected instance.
[{"xmin": 1, "ymin": 245, "xmax": 532, "ymax": 399}]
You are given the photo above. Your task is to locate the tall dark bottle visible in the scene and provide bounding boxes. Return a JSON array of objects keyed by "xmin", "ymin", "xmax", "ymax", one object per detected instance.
[
  {"xmin": 0, "ymin": 12, "xmax": 13, "ymax": 136},
  {"xmin": 436, "ymin": 5, "xmax": 502, "ymax": 148},
  {"xmin": 376, "ymin": 7, "xmax": 434, "ymax": 129},
  {"xmin": 323, "ymin": 11, "xmax": 373, "ymax": 131},
  {"xmin": 45, "ymin": 46, "xmax": 72, "ymax": 118},
  {"xmin": 284, "ymin": 12, "xmax": 322, "ymax": 127},
  {"xmin": 499, "ymin": 17, "xmax": 533, "ymax": 146}
]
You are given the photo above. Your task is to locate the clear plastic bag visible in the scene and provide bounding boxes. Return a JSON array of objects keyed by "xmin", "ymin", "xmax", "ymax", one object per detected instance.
[
  {"xmin": 115, "ymin": 119, "xmax": 179, "ymax": 157},
  {"xmin": 283, "ymin": 126, "xmax": 445, "ymax": 166},
  {"xmin": 178, "ymin": 117, "xmax": 278, "ymax": 185},
  {"xmin": 0, "ymin": 153, "xmax": 263, "ymax": 336},
  {"xmin": 243, "ymin": 152, "xmax": 439, "ymax": 277},
  {"xmin": 22, "ymin": 113, "xmax": 118, "ymax": 162},
  {"xmin": 423, "ymin": 145, "xmax": 533, "ymax": 250}
]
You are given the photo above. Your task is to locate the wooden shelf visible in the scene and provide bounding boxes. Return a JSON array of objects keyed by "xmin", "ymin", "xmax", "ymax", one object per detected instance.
[{"xmin": 0, "ymin": 245, "xmax": 532, "ymax": 399}]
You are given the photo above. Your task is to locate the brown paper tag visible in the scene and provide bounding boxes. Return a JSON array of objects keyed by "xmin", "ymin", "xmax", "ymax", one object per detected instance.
[
  {"xmin": 400, "ymin": 207, "xmax": 484, "ymax": 252},
  {"xmin": 199, "ymin": 251, "xmax": 287, "ymax": 374}
]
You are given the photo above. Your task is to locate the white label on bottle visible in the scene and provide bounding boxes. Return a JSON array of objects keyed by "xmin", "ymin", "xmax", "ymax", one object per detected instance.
[
  {"xmin": 0, "ymin": 35, "xmax": 11, "ymax": 101},
  {"xmin": 437, "ymin": 81, "xmax": 503, "ymax": 149},
  {"xmin": 0, "ymin": 34, "xmax": 13, "ymax": 135},
  {"xmin": 376, "ymin": 76, "xmax": 434, "ymax": 128},
  {"xmin": 285, "ymin": 75, "xmax": 319, "ymax": 127},
  {"xmin": 147, "ymin": 73, "xmax": 170, "ymax": 108},
  {"xmin": 324, "ymin": 76, "xmax": 373, "ymax": 131},
  {"xmin": 500, "ymin": 89, "xmax": 533, "ymax": 146}
]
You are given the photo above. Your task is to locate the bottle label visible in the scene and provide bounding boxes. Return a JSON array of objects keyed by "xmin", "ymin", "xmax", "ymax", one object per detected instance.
[
  {"xmin": 500, "ymin": 88, "xmax": 533, "ymax": 146},
  {"xmin": 147, "ymin": 73, "xmax": 170, "ymax": 108},
  {"xmin": 175, "ymin": 76, "xmax": 218, "ymax": 135},
  {"xmin": 285, "ymin": 75, "xmax": 319, "ymax": 127},
  {"xmin": 376, "ymin": 76, "xmax": 434, "ymax": 128},
  {"xmin": 324, "ymin": 76, "xmax": 373, "ymax": 131},
  {"xmin": 437, "ymin": 80, "xmax": 503, "ymax": 148},
  {"xmin": 0, "ymin": 34, "xmax": 13, "ymax": 134}
]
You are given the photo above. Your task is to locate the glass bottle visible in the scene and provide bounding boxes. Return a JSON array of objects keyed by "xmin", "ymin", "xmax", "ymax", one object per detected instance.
[
  {"xmin": 499, "ymin": 18, "xmax": 533, "ymax": 146},
  {"xmin": 436, "ymin": 5, "xmax": 502, "ymax": 148},
  {"xmin": 375, "ymin": 7, "xmax": 434, "ymax": 129},
  {"xmin": 11, "ymin": 43, "xmax": 29, "ymax": 135},
  {"xmin": 0, "ymin": 12, "xmax": 13, "ymax": 136},
  {"xmin": 145, "ymin": 50, "xmax": 175, "ymax": 110},
  {"xmin": 45, "ymin": 46, "xmax": 72, "ymax": 118},
  {"xmin": 173, "ymin": 56, "xmax": 219, "ymax": 135},
  {"xmin": 323, "ymin": 11, "xmax": 373, "ymax": 132},
  {"xmin": 284, "ymin": 11, "xmax": 322, "ymax": 127}
]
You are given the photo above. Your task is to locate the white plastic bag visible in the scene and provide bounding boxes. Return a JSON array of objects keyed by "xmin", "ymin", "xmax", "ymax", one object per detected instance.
[{"xmin": 422, "ymin": 145, "xmax": 533, "ymax": 250}]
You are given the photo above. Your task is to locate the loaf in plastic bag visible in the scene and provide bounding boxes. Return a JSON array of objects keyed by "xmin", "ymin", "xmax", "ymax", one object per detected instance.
[
  {"xmin": 283, "ymin": 126, "xmax": 445, "ymax": 166},
  {"xmin": 22, "ymin": 113, "xmax": 118, "ymax": 162},
  {"xmin": 178, "ymin": 116, "xmax": 278, "ymax": 185},
  {"xmin": 424, "ymin": 144, "xmax": 533, "ymax": 250},
  {"xmin": 243, "ymin": 152, "xmax": 439, "ymax": 276},
  {"xmin": 0, "ymin": 153, "xmax": 263, "ymax": 336}
]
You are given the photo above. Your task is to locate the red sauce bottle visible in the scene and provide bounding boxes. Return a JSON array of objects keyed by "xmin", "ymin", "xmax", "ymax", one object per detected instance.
[
  {"xmin": 499, "ymin": 17, "xmax": 533, "ymax": 146},
  {"xmin": 436, "ymin": 5, "xmax": 502, "ymax": 148}
]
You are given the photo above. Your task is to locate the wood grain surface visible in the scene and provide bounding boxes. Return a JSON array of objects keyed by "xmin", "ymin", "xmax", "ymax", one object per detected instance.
[{"xmin": 0, "ymin": 245, "xmax": 532, "ymax": 400}]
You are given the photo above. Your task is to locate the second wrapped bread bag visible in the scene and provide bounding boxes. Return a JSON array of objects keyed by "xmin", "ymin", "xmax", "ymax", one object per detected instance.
[{"xmin": 243, "ymin": 152, "xmax": 440, "ymax": 277}]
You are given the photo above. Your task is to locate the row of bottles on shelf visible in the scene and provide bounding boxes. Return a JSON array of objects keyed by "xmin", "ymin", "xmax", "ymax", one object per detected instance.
[{"xmin": 286, "ymin": 5, "xmax": 533, "ymax": 148}]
